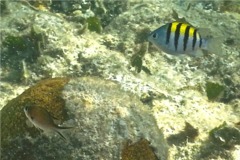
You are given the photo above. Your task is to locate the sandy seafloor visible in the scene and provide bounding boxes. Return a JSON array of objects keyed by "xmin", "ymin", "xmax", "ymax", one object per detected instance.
[{"xmin": 1, "ymin": 1, "xmax": 240, "ymax": 160}]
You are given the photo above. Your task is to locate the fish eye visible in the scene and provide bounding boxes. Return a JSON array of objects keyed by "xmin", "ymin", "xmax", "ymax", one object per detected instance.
[{"xmin": 152, "ymin": 33, "xmax": 158, "ymax": 39}]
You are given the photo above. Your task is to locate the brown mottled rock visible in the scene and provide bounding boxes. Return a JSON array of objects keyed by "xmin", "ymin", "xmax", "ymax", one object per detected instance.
[
  {"xmin": 1, "ymin": 77, "xmax": 69, "ymax": 148},
  {"xmin": 121, "ymin": 139, "xmax": 159, "ymax": 160},
  {"xmin": 1, "ymin": 77, "xmax": 168, "ymax": 160}
]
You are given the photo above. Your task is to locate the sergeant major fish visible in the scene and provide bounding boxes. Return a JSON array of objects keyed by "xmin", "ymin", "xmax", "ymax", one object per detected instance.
[
  {"xmin": 24, "ymin": 105, "xmax": 73, "ymax": 140},
  {"xmin": 148, "ymin": 21, "xmax": 221, "ymax": 56}
]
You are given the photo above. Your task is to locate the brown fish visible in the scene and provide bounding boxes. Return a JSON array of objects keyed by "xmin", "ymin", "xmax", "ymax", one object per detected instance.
[{"xmin": 24, "ymin": 105, "xmax": 72, "ymax": 140}]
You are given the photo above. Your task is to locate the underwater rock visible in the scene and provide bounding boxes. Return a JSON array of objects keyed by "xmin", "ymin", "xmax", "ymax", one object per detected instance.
[
  {"xmin": 1, "ymin": 77, "xmax": 70, "ymax": 158},
  {"xmin": 209, "ymin": 122, "xmax": 240, "ymax": 149},
  {"xmin": 62, "ymin": 77, "xmax": 168, "ymax": 160},
  {"xmin": 1, "ymin": 1, "xmax": 239, "ymax": 160},
  {"xmin": 1, "ymin": 2, "xmax": 45, "ymax": 83},
  {"xmin": 219, "ymin": 1, "xmax": 240, "ymax": 14},
  {"xmin": 198, "ymin": 122, "xmax": 240, "ymax": 159},
  {"xmin": 1, "ymin": 77, "xmax": 168, "ymax": 160},
  {"xmin": 167, "ymin": 122, "xmax": 199, "ymax": 146},
  {"xmin": 121, "ymin": 139, "xmax": 158, "ymax": 160}
]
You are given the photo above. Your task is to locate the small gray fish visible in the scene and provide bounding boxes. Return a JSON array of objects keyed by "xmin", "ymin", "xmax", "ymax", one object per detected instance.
[
  {"xmin": 148, "ymin": 21, "xmax": 221, "ymax": 56},
  {"xmin": 24, "ymin": 105, "xmax": 72, "ymax": 140}
]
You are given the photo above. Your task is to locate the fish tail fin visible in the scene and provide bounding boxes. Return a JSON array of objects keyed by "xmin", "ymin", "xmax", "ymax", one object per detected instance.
[
  {"xmin": 54, "ymin": 125, "xmax": 74, "ymax": 141},
  {"xmin": 55, "ymin": 129, "xmax": 68, "ymax": 141},
  {"xmin": 205, "ymin": 36, "xmax": 224, "ymax": 55}
]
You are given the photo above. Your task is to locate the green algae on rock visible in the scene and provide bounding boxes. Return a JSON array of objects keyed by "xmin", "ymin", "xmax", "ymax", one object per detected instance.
[
  {"xmin": 209, "ymin": 122, "xmax": 240, "ymax": 148},
  {"xmin": 206, "ymin": 81, "xmax": 225, "ymax": 101},
  {"xmin": 2, "ymin": 32, "xmax": 43, "ymax": 81},
  {"xmin": 1, "ymin": 78, "xmax": 70, "ymax": 151},
  {"xmin": 1, "ymin": 8, "xmax": 46, "ymax": 83},
  {"xmin": 198, "ymin": 122, "xmax": 240, "ymax": 159},
  {"xmin": 87, "ymin": 16, "xmax": 102, "ymax": 33}
]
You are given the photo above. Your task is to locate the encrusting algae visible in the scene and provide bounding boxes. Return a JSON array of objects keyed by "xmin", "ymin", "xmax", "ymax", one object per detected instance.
[
  {"xmin": 1, "ymin": 77, "xmax": 169, "ymax": 160},
  {"xmin": 121, "ymin": 139, "xmax": 158, "ymax": 160},
  {"xmin": 1, "ymin": 78, "xmax": 69, "ymax": 148}
]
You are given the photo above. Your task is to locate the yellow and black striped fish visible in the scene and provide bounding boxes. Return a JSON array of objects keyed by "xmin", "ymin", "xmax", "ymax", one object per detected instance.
[{"xmin": 148, "ymin": 22, "xmax": 220, "ymax": 56}]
